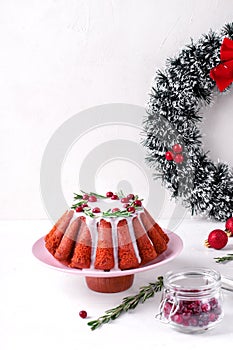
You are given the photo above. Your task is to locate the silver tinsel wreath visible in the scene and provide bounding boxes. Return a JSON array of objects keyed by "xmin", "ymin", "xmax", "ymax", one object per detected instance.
[{"xmin": 143, "ymin": 23, "xmax": 233, "ymax": 221}]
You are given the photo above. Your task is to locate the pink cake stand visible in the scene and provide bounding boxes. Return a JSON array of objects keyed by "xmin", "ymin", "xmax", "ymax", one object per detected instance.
[{"xmin": 32, "ymin": 230, "xmax": 183, "ymax": 293}]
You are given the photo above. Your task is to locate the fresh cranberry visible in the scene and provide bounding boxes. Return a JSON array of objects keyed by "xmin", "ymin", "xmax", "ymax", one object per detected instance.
[
  {"xmin": 171, "ymin": 314, "xmax": 183, "ymax": 324},
  {"xmin": 92, "ymin": 207, "xmax": 101, "ymax": 213},
  {"xmin": 189, "ymin": 317, "xmax": 198, "ymax": 326},
  {"xmin": 79, "ymin": 310, "xmax": 87, "ymax": 319},
  {"xmin": 134, "ymin": 200, "xmax": 142, "ymax": 207},
  {"xmin": 88, "ymin": 195, "xmax": 97, "ymax": 202},
  {"xmin": 111, "ymin": 194, "xmax": 119, "ymax": 200},
  {"xmin": 127, "ymin": 206, "xmax": 135, "ymax": 213},
  {"xmin": 121, "ymin": 197, "xmax": 129, "ymax": 203},
  {"xmin": 209, "ymin": 313, "xmax": 217, "ymax": 322},
  {"xmin": 75, "ymin": 206, "xmax": 83, "ymax": 212},
  {"xmin": 82, "ymin": 194, "xmax": 89, "ymax": 200},
  {"xmin": 209, "ymin": 298, "xmax": 218, "ymax": 309},
  {"xmin": 182, "ymin": 312, "xmax": 192, "ymax": 320},
  {"xmin": 123, "ymin": 203, "xmax": 130, "ymax": 208},
  {"xmin": 106, "ymin": 191, "xmax": 113, "ymax": 198},
  {"xmin": 163, "ymin": 302, "xmax": 172, "ymax": 317},
  {"xmin": 112, "ymin": 208, "xmax": 120, "ymax": 213},
  {"xmin": 81, "ymin": 203, "xmax": 89, "ymax": 209},
  {"xmin": 127, "ymin": 194, "xmax": 135, "ymax": 200},
  {"xmin": 201, "ymin": 303, "xmax": 211, "ymax": 313}
]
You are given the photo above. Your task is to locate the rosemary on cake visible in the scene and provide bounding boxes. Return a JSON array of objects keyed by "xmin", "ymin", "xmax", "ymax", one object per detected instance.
[
  {"xmin": 87, "ymin": 276, "xmax": 164, "ymax": 330},
  {"xmin": 71, "ymin": 190, "xmax": 144, "ymax": 218}
]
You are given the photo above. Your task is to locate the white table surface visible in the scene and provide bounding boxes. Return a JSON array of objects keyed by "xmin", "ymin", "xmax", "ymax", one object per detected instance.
[{"xmin": 1, "ymin": 217, "xmax": 233, "ymax": 349}]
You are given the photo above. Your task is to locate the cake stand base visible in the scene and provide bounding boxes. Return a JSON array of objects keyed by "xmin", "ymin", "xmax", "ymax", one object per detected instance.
[{"xmin": 85, "ymin": 274, "xmax": 134, "ymax": 293}]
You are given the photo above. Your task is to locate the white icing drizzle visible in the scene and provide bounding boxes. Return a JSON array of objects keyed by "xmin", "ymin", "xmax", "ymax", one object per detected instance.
[
  {"xmin": 87, "ymin": 218, "xmax": 98, "ymax": 269},
  {"xmin": 110, "ymin": 219, "xmax": 120, "ymax": 271},
  {"xmin": 69, "ymin": 206, "xmax": 147, "ymax": 270},
  {"xmin": 125, "ymin": 216, "xmax": 141, "ymax": 264}
]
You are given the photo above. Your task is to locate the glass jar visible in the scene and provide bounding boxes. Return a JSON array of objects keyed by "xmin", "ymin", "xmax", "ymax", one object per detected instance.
[{"xmin": 156, "ymin": 268, "xmax": 224, "ymax": 333}]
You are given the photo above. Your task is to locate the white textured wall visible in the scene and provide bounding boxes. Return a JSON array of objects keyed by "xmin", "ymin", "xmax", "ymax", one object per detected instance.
[{"xmin": 1, "ymin": 0, "xmax": 233, "ymax": 219}]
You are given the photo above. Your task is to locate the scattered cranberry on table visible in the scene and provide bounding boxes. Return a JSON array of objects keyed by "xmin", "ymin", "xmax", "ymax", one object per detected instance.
[{"xmin": 79, "ymin": 310, "xmax": 87, "ymax": 319}]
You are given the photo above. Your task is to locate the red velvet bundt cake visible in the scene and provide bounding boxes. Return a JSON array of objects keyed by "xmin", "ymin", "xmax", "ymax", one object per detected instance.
[{"xmin": 44, "ymin": 191, "xmax": 169, "ymax": 271}]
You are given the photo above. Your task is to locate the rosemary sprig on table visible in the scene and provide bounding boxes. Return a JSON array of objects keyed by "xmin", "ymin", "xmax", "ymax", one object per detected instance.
[
  {"xmin": 214, "ymin": 253, "xmax": 233, "ymax": 263},
  {"xmin": 87, "ymin": 276, "xmax": 164, "ymax": 331}
]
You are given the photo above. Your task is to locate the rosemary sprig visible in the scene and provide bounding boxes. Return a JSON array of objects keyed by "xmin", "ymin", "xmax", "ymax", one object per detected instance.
[
  {"xmin": 102, "ymin": 209, "xmax": 132, "ymax": 218},
  {"xmin": 80, "ymin": 190, "xmax": 107, "ymax": 199},
  {"xmin": 87, "ymin": 276, "xmax": 163, "ymax": 331},
  {"xmin": 214, "ymin": 253, "xmax": 233, "ymax": 263},
  {"xmin": 116, "ymin": 190, "xmax": 125, "ymax": 198},
  {"xmin": 83, "ymin": 207, "xmax": 95, "ymax": 218},
  {"xmin": 71, "ymin": 200, "xmax": 87, "ymax": 210}
]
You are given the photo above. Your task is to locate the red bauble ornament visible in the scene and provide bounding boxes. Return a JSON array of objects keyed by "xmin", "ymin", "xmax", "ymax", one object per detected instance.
[
  {"xmin": 225, "ymin": 217, "xmax": 233, "ymax": 236},
  {"xmin": 165, "ymin": 151, "xmax": 174, "ymax": 161},
  {"xmin": 172, "ymin": 143, "xmax": 183, "ymax": 153},
  {"xmin": 174, "ymin": 153, "xmax": 184, "ymax": 164},
  {"xmin": 205, "ymin": 229, "xmax": 228, "ymax": 250}
]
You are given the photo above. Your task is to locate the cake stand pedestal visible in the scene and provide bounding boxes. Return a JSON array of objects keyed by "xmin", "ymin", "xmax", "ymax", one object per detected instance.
[{"xmin": 85, "ymin": 274, "xmax": 134, "ymax": 293}]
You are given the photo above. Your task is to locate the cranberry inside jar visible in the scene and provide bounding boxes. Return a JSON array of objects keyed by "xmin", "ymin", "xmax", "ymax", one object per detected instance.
[{"xmin": 158, "ymin": 268, "xmax": 223, "ymax": 333}]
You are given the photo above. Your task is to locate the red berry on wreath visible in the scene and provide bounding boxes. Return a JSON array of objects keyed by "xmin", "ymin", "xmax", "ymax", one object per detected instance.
[
  {"xmin": 165, "ymin": 151, "xmax": 174, "ymax": 161},
  {"xmin": 174, "ymin": 153, "xmax": 184, "ymax": 164},
  {"xmin": 225, "ymin": 217, "xmax": 233, "ymax": 237},
  {"xmin": 204, "ymin": 229, "xmax": 228, "ymax": 250},
  {"xmin": 172, "ymin": 143, "xmax": 183, "ymax": 153}
]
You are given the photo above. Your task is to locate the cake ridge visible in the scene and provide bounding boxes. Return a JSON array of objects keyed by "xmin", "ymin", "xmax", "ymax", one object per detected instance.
[{"xmin": 44, "ymin": 191, "xmax": 169, "ymax": 271}]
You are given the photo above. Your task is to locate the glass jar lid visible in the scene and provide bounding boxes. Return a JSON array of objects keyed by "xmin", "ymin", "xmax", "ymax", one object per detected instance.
[{"xmin": 163, "ymin": 267, "xmax": 221, "ymax": 298}]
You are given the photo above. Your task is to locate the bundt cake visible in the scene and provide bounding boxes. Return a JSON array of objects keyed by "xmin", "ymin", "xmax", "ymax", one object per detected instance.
[{"xmin": 44, "ymin": 191, "xmax": 169, "ymax": 271}]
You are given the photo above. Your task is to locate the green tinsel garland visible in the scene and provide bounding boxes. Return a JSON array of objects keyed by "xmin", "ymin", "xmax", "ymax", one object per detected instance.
[{"xmin": 143, "ymin": 23, "xmax": 233, "ymax": 221}]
